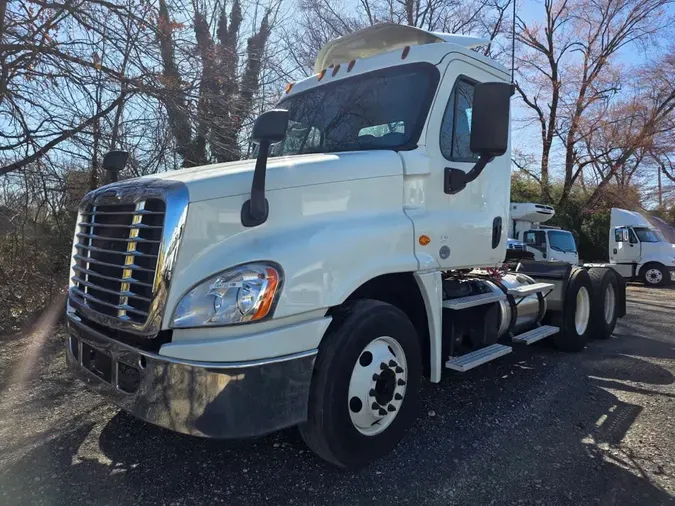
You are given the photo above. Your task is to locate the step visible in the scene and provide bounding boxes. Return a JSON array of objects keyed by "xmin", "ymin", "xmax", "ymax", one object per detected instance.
[
  {"xmin": 511, "ymin": 325, "xmax": 559, "ymax": 345},
  {"xmin": 442, "ymin": 292, "xmax": 506, "ymax": 310},
  {"xmin": 507, "ymin": 282, "xmax": 555, "ymax": 297},
  {"xmin": 445, "ymin": 344, "xmax": 512, "ymax": 372}
]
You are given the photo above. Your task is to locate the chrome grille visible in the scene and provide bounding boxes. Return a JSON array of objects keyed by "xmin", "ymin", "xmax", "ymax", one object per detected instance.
[{"xmin": 71, "ymin": 200, "xmax": 165, "ymax": 325}]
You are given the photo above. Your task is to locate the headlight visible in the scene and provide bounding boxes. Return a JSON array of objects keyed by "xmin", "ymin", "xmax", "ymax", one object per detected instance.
[{"xmin": 171, "ymin": 263, "xmax": 282, "ymax": 328}]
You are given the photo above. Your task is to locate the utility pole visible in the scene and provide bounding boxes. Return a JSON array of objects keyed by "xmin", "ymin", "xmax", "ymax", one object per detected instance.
[{"xmin": 658, "ymin": 165, "xmax": 663, "ymax": 208}]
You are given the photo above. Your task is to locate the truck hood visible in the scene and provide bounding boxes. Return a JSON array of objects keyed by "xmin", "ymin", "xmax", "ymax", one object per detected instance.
[
  {"xmin": 143, "ymin": 151, "xmax": 404, "ymax": 202},
  {"xmin": 642, "ymin": 241, "xmax": 675, "ymax": 257}
]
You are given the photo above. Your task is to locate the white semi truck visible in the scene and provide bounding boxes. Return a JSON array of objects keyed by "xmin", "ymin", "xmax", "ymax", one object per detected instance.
[
  {"xmin": 601, "ymin": 207, "xmax": 675, "ymax": 286},
  {"xmin": 65, "ymin": 23, "xmax": 626, "ymax": 468}
]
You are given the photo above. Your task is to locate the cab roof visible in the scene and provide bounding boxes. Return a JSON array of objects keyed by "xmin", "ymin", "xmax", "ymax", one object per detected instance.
[{"xmin": 314, "ymin": 23, "xmax": 491, "ymax": 73}]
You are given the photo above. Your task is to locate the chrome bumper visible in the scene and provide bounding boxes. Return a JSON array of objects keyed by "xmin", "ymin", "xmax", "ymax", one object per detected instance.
[{"xmin": 66, "ymin": 315, "xmax": 316, "ymax": 438}]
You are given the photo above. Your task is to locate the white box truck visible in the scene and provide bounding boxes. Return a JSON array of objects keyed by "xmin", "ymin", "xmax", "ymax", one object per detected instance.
[
  {"xmin": 65, "ymin": 23, "xmax": 626, "ymax": 468},
  {"xmin": 509, "ymin": 203, "xmax": 579, "ymax": 264}
]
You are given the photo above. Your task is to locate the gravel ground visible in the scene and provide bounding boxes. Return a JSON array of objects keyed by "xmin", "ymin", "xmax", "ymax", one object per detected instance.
[{"xmin": 1, "ymin": 284, "xmax": 674, "ymax": 505}]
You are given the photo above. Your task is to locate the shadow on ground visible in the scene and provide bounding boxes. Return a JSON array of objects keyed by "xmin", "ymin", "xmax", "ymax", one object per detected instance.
[{"xmin": 1, "ymin": 289, "xmax": 674, "ymax": 505}]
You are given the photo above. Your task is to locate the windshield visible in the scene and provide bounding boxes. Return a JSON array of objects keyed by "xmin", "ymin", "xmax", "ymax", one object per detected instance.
[
  {"xmin": 632, "ymin": 227, "xmax": 661, "ymax": 242},
  {"xmin": 270, "ymin": 64, "xmax": 439, "ymax": 156},
  {"xmin": 548, "ymin": 231, "xmax": 577, "ymax": 253}
]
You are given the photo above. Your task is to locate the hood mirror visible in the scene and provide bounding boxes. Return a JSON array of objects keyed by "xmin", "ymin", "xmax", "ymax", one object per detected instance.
[{"xmin": 241, "ymin": 110, "xmax": 289, "ymax": 227}]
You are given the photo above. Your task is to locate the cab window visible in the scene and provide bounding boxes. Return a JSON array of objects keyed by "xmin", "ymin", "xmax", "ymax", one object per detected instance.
[
  {"xmin": 440, "ymin": 78, "xmax": 479, "ymax": 162},
  {"xmin": 523, "ymin": 231, "xmax": 546, "ymax": 252}
]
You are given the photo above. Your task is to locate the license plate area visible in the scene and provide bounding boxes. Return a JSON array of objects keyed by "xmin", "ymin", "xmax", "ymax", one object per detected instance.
[{"xmin": 82, "ymin": 341, "xmax": 113, "ymax": 382}]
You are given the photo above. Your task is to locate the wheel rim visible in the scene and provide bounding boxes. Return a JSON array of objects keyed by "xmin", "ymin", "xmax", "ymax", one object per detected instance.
[
  {"xmin": 347, "ymin": 336, "xmax": 407, "ymax": 436},
  {"xmin": 575, "ymin": 286, "xmax": 591, "ymax": 335},
  {"xmin": 645, "ymin": 268, "xmax": 663, "ymax": 284},
  {"xmin": 604, "ymin": 283, "xmax": 616, "ymax": 324}
]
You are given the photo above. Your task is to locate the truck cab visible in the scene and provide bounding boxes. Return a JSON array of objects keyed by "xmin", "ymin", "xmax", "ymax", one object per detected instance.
[
  {"xmin": 609, "ymin": 208, "xmax": 675, "ymax": 285},
  {"xmin": 509, "ymin": 203, "xmax": 579, "ymax": 265}
]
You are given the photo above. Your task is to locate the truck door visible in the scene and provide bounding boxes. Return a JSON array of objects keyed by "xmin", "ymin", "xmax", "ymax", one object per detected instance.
[
  {"xmin": 611, "ymin": 227, "xmax": 639, "ymax": 264},
  {"xmin": 546, "ymin": 230, "xmax": 579, "ymax": 264},
  {"xmin": 523, "ymin": 230, "xmax": 546, "ymax": 261},
  {"xmin": 402, "ymin": 57, "xmax": 511, "ymax": 269}
]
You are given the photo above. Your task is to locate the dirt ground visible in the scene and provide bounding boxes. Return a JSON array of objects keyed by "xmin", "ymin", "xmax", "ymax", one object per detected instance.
[{"xmin": 0, "ymin": 284, "xmax": 674, "ymax": 505}]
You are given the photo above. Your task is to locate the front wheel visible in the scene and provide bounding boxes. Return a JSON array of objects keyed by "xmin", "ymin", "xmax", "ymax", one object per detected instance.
[
  {"xmin": 300, "ymin": 299, "xmax": 422, "ymax": 468},
  {"xmin": 641, "ymin": 264, "xmax": 668, "ymax": 287}
]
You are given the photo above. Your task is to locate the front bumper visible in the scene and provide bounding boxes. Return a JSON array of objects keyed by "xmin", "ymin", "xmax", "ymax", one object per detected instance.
[{"xmin": 66, "ymin": 315, "xmax": 316, "ymax": 438}]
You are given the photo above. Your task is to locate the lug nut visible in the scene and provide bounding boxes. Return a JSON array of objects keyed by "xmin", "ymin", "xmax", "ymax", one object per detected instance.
[
  {"xmin": 397, "ymin": 379, "xmax": 406, "ymax": 386},
  {"xmin": 371, "ymin": 402, "xmax": 379, "ymax": 410},
  {"xmin": 387, "ymin": 405, "xmax": 396, "ymax": 412},
  {"xmin": 394, "ymin": 393, "xmax": 403, "ymax": 401},
  {"xmin": 389, "ymin": 360, "xmax": 398, "ymax": 367},
  {"xmin": 378, "ymin": 408, "xmax": 387, "ymax": 416},
  {"xmin": 380, "ymin": 362, "xmax": 388, "ymax": 370},
  {"xmin": 372, "ymin": 373, "xmax": 379, "ymax": 381},
  {"xmin": 395, "ymin": 366, "xmax": 404, "ymax": 373},
  {"xmin": 369, "ymin": 389, "xmax": 376, "ymax": 397}
]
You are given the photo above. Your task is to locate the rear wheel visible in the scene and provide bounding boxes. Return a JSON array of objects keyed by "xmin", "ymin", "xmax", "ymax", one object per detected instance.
[
  {"xmin": 300, "ymin": 299, "xmax": 422, "ymax": 468},
  {"xmin": 588, "ymin": 268, "xmax": 619, "ymax": 339},
  {"xmin": 552, "ymin": 268, "xmax": 593, "ymax": 352},
  {"xmin": 641, "ymin": 263, "xmax": 668, "ymax": 287}
]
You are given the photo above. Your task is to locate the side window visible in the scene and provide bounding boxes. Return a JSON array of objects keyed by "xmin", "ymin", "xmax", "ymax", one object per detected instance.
[
  {"xmin": 440, "ymin": 78, "xmax": 480, "ymax": 162},
  {"xmin": 628, "ymin": 228, "xmax": 639, "ymax": 244},
  {"xmin": 614, "ymin": 228, "xmax": 624, "ymax": 242},
  {"xmin": 524, "ymin": 231, "xmax": 546, "ymax": 252}
]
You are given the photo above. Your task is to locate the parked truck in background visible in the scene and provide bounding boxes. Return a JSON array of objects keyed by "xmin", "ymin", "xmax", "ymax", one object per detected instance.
[
  {"xmin": 509, "ymin": 203, "xmax": 675, "ymax": 286},
  {"xmin": 509, "ymin": 203, "xmax": 579, "ymax": 264},
  {"xmin": 65, "ymin": 23, "xmax": 626, "ymax": 468},
  {"xmin": 601, "ymin": 208, "xmax": 675, "ymax": 286}
]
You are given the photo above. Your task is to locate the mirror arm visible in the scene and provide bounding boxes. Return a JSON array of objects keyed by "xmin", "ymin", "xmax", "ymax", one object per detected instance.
[
  {"xmin": 241, "ymin": 139, "xmax": 271, "ymax": 227},
  {"xmin": 444, "ymin": 154, "xmax": 495, "ymax": 195}
]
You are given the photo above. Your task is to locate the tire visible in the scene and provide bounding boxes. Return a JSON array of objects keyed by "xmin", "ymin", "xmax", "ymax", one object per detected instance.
[
  {"xmin": 552, "ymin": 268, "xmax": 593, "ymax": 352},
  {"xmin": 299, "ymin": 299, "xmax": 422, "ymax": 468},
  {"xmin": 587, "ymin": 268, "xmax": 619, "ymax": 339},
  {"xmin": 640, "ymin": 263, "xmax": 669, "ymax": 287}
]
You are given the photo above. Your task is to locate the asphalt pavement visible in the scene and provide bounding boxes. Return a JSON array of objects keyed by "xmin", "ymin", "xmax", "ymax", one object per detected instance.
[{"xmin": 1, "ymin": 284, "xmax": 674, "ymax": 505}]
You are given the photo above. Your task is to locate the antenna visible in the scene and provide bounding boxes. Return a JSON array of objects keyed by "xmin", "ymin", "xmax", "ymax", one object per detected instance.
[{"xmin": 511, "ymin": 0, "xmax": 517, "ymax": 84}]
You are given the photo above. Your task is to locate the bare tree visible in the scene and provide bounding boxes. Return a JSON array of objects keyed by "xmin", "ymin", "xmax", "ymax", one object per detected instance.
[
  {"xmin": 516, "ymin": 0, "xmax": 671, "ymax": 204},
  {"xmin": 156, "ymin": 0, "xmax": 277, "ymax": 167}
]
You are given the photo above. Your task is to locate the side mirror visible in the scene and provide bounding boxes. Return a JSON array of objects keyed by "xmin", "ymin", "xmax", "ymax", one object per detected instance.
[
  {"xmin": 470, "ymin": 82, "xmax": 513, "ymax": 157},
  {"xmin": 102, "ymin": 151, "xmax": 128, "ymax": 172},
  {"xmin": 241, "ymin": 109, "xmax": 289, "ymax": 228},
  {"xmin": 251, "ymin": 109, "xmax": 289, "ymax": 144},
  {"xmin": 445, "ymin": 82, "xmax": 512, "ymax": 195},
  {"xmin": 622, "ymin": 229, "xmax": 630, "ymax": 242},
  {"xmin": 102, "ymin": 150, "xmax": 128, "ymax": 184}
]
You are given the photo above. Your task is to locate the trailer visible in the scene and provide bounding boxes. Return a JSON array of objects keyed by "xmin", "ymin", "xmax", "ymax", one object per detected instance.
[{"xmin": 65, "ymin": 23, "xmax": 626, "ymax": 468}]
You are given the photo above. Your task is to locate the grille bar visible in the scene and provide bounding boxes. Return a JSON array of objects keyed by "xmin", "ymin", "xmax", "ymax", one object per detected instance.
[
  {"xmin": 72, "ymin": 264, "xmax": 153, "ymax": 288},
  {"xmin": 71, "ymin": 276, "xmax": 153, "ymax": 302},
  {"xmin": 81, "ymin": 210, "xmax": 164, "ymax": 216},
  {"xmin": 73, "ymin": 254, "xmax": 155, "ymax": 273},
  {"xmin": 76, "ymin": 232, "xmax": 161, "ymax": 244},
  {"xmin": 76, "ymin": 243, "xmax": 158, "ymax": 258},
  {"xmin": 70, "ymin": 286, "xmax": 150, "ymax": 316},
  {"xmin": 77, "ymin": 222, "xmax": 162, "ymax": 230}
]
